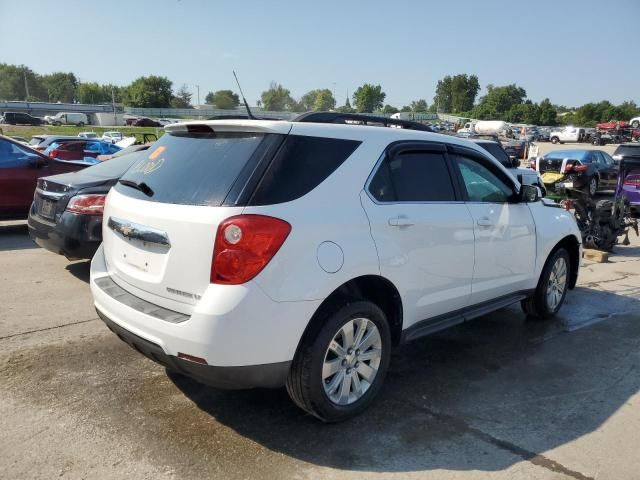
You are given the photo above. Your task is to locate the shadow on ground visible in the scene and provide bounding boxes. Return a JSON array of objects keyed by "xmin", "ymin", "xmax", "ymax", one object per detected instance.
[
  {"xmin": 167, "ymin": 289, "xmax": 640, "ymax": 476},
  {"xmin": 65, "ymin": 260, "xmax": 91, "ymax": 283},
  {"xmin": 0, "ymin": 222, "xmax": 38, "ymax": 251}
]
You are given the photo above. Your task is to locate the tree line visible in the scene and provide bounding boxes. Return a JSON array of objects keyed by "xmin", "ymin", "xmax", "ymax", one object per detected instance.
[{"xmin": 1, "ymin": 63, "xmax": 638, "ymax": 126}]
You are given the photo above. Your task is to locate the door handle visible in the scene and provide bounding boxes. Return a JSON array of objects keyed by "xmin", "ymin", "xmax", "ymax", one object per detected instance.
[
  {"xmin": 476, "ymin": 217, "xmax": 494, "ymax": 227},
  {"xmin": 388, "ymin": 216, "xmax": 414, "ymax": 227}
]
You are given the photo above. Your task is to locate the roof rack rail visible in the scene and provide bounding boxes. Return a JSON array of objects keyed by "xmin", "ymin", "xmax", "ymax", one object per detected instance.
[
  {"xmin": 206, "ymin": 114, "xmax": 283, "ymax": 121},
  {"xmin": 294, "ymin": 111, "xmax": 433, "ymax": 132}
]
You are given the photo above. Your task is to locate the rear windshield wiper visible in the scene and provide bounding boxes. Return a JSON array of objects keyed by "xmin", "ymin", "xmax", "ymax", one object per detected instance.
[{"xmin": 118, "ymin": 179, "xmax": 154, "ymax": 197}]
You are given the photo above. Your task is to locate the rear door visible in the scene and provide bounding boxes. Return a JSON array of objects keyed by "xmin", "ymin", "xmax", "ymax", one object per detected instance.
[
  {"xmin": 361, "ymin": 141, "xmax": 475, "ymax": 326},
  {"xmin": 101, "ymin": 123, "xmax": 290, "ymax": 312},
  {"xmin": 449, "ymin": 148, "xmax": 536, "ymax": 303},
  {"xmin": 593, "ymin": 151, "xmax": 617, "ymax": 189}
]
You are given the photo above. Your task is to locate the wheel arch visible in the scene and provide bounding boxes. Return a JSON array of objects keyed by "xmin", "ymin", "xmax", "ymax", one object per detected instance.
[
  {"xmin": 550, "ymin": 234, "xmax": 581, "ymax": 289},
  {"xmin": 296, "ymin": 275, "xmax": 404, "ymax": 352}
]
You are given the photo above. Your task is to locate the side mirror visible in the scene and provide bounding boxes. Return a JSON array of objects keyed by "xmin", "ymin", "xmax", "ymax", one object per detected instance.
[{"xmin": 519, "ymin": 184, "xmax": 541, "ymax": 203}]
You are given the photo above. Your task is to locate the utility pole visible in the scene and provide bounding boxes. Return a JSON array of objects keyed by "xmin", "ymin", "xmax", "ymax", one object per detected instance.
[
  {"xmin": 196, "ymin": 85, "xmax": 200, "ymax": 106},
  {"xmin": 23, "ymin": 70, "xmax": 30, "ymax": 101},
  {"xmin": 112, "ymin": 87, "xmax": 117, "ymax": 127}
]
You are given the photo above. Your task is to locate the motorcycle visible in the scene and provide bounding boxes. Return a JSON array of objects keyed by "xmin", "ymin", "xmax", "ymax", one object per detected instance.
[{"xmin": 560, "ymin": 158, "xmax": 639, "ymax": 251}]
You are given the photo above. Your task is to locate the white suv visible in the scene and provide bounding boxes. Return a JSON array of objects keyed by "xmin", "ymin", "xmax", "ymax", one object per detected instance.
[{"xmin": 90, "ymin": 114, "xmax": 582, "ymax": 422}]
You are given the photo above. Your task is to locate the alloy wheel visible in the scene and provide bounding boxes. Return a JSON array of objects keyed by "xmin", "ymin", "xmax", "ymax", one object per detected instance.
[
  {"xmin": 546, "ymin": 256, "xmax": 567, "ymax": 311},
  {"xmin": 322, "ymin": 318, "xmax": 382, "ymax": 405}
]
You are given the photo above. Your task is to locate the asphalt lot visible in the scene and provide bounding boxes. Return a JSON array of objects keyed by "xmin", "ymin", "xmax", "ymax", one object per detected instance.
[{"xmin": 1, "ymin": 220, "xmax": 639, "ymax": 480}]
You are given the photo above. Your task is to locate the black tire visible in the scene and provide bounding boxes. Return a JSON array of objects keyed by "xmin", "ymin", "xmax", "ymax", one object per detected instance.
[
  {"xmin": 588, "ymin": 176, "xmax": 598, "ymax": 197},
  {"xmin": 77, "ymin": 122, "xmax": 85, "ymax": 127},
  {"xmin": 632, "ymin": 120, "xmax": 639, "ymax": 128},
  {"xmin": 286, "ymin": 300, "xmax": 391, "ymax": 422},
  {"xmin": 551, "ymin": 136, "xmax": 559, "ymax": 144},
  {"xmin": 521, "ymin": 248, "xmax": 570, "ymax": 320}
]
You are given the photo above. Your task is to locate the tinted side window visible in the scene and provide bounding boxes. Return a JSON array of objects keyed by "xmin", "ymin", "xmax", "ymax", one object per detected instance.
[
  {"xmin": 369, "ymin": 151, "xmax": 456, "ymax": 202},
  {"xmin": 0, "ymin": 138, "xmax": 42, "ymax": 168},
  {"xmin": 248, "ymin": 135, "xmax": 361, "ymax": 205},
  {"xmin": 455, "ymin": 155, "xmax": 513, "ymax": 203}
]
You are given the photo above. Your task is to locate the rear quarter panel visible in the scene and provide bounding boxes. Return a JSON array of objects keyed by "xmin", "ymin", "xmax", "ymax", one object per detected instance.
[{"xmin": 242, "ymin": 133, "xmax": 391, "ymax": 303}]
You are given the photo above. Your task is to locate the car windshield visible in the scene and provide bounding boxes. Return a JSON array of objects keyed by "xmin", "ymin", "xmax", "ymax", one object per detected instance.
[
  {"xmin": 545, "ymin": 150, "xmax": 589, "ymax": 161},
  {"xmin": 29, "ymin": 137, "xmax": 44, "ymax": 145}
]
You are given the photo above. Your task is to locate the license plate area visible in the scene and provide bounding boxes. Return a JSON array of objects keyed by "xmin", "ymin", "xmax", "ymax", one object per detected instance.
[{"xmin": 40, "ymin": 199, "xmax": 56, "ymax": 219}]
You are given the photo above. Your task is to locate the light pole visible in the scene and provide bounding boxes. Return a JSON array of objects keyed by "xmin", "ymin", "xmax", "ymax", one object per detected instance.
[{"xmin": 195, "ymin": 85, "xmax": 200, "ymax": 106}]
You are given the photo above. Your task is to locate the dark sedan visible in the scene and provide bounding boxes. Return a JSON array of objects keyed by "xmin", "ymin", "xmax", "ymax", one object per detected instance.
[
  {"xmin": 0, "ymin": 135, "xmax": 90, "ymax": 220},
  {"xmin": 533, "ymin": 149, "xmax": 618, "ymax": 196},
  {"xmin": 27, "ymin": 150, "xmax": 145, "ymax": 259},
  {"xmin": 132, "ymin": 117, "xmax": 162, "ymax": 127}
]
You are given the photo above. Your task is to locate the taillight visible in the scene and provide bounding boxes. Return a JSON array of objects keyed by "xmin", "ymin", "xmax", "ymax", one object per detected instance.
[
  {"xmin": 624, "ymin": 177, "xmax": 640, "ymax": 186},
  {"xmin": 560, "ymin": 199, "xmax": 574, "ymax": 211},
  {"xmin": 211, "ymin": 214, "xmax": 291, "ymax": 285},
  {"xmin": 48, "ymin": 149, "xmax": 60, "ymax": 158},
  {"xmin": 66, "ymin": 194, "xmax": 106, "ymax": 215},
  {"xmin": 564, "ymin": 161, "xmax": 587, "ymax": 173}
]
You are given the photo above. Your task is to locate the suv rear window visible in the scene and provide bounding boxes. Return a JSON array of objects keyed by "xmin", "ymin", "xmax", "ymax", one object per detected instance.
[
  {"xmin": 115, "ymin": 130, "xmax": 273, "ymax": 206},
  {"xmin": 614, "ymin": 145, "xmax": 640, "ymax": 157},
  {"xmin": 247, "ymin": 135, "xmax": 361, "ymax": 205}
]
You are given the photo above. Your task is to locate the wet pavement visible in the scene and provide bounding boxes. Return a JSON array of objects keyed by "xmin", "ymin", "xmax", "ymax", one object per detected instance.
[{"xmin": 1, "ymin": 221, "xmax": 639, "ymax": 480}]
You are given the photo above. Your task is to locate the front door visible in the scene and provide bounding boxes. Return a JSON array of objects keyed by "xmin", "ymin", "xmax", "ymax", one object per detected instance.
[
  {"xmin": 450, "ymin": 149, "xmax": 537, "ymax": 304},
  {"xmin": 360, "ymin": 142, "xmax": 475, "ymax": 328}
]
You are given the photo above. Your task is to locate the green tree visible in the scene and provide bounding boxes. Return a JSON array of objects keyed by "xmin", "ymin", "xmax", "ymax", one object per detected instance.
[
  {"xmin": 261, "ymin": 82, "xmax": 294, "ymax": 111},
  {"xmin": 433, "ymin": 74, "xmax": 480, "ymax": 113},
  {"xmin": 433, "ymin": 76, "xmax": 452, "ymax": 113},
  {"xmin": 0, "ymin": 63, "xmax": 45, "ymax": 101},
  {"xmin": 335, "ymin": 95, "xmax": 354, "ymax": 113},
  {"xmin": 300, "ymin": 88, "xmax": 336, "ymax": 111},
  {"xmin": 400, "ymin": 105, "xmax": 412, "ymax": 112},
  {"xmin": 41, "ymin": 72, "xmax": 78, "ymax": 103},
  {"xmin": 472, "ymin": 84, "xmax": 527, "ymax": 119},
  {"xmin": 205, "ymin": 89, "xmax": 240, "ymax": 109},
  {"xmin": 537, "ymin": 98, "xmax": 557, "ymax": 125},
  {"xmin": 171, "ymin": 83, "xmax": 192, "ymax": 108},
  {"xmin": 381, "ymin": 104, "xmax": 399, "ymax": 114},
  {"xmin": 77, "ymin": 82, "xmax": 110, "ymax": 104},
  {"xmin": 410, "ymin": 99, "xmax": 428, "ymax": 112},
  {"xmin": 123, "ymin": 75, "xmax": 173, "ymax": 107},
  {"xmin": 352, "ymin": 84, "xmax": 385, "ymax": 113},
  {"xmin": 451, "ymin": 74, "xmax": 479, "ymax": 113}
]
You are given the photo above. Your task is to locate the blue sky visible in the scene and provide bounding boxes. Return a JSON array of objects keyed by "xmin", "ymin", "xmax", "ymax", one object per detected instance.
[{"xmin": 0, "ymin": 0, "xmax": 637, "ymax": 108}]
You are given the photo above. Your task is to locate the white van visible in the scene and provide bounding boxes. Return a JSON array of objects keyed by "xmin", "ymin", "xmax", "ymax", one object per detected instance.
[{"xmin": 44, "ymin": 112, "xmax": 89, "ymax": 126}]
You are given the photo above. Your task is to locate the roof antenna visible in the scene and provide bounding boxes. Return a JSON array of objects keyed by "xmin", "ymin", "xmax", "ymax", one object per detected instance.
[{"xmin": 233, "ymin": 71, "xmax": 256, "ymax": 120}]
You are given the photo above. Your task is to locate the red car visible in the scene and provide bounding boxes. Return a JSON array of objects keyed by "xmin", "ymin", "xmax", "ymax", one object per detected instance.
[
  {"xmin": 0, "ymin": 136, "xmax": 89, "ymax": 220},
  {"xmin": 596, "ymin": 120, "xmax": 629, "ymax": 130},
  {"xmin": 45, "ymin": 140, "xmax": 121, "ymax": 162}
]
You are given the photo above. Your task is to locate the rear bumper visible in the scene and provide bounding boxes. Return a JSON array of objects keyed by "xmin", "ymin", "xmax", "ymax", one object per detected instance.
[
  {"xmin": 27, "ymin": 206, "xmax": 101, "ymax": 259},
  {"xmin": 97, "ymin": 308, "xmax": 290, "ymax": 389},
  {"xmin": 90, "ymin": 244, "xmax": 320, "ymax": 388}
]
